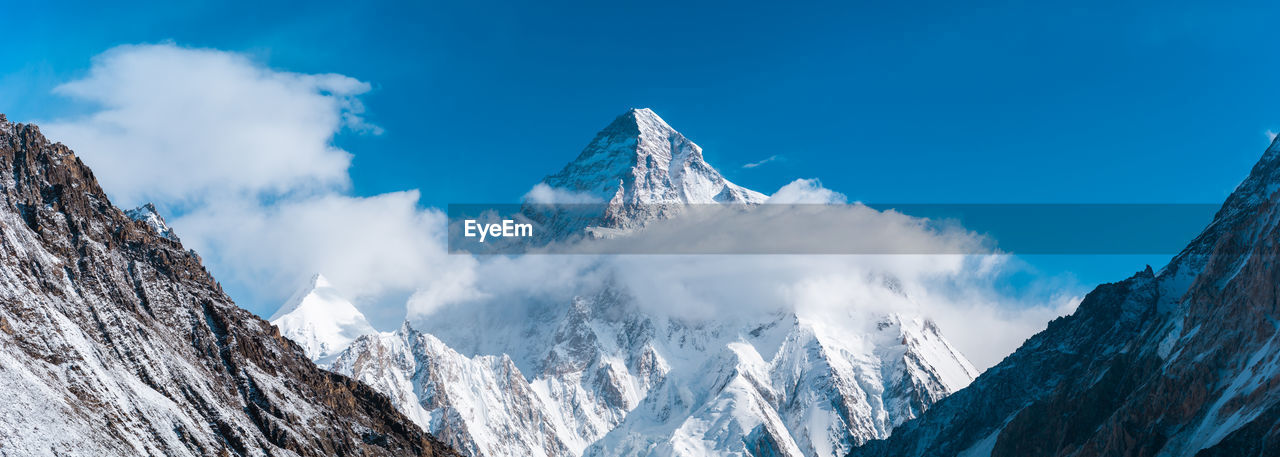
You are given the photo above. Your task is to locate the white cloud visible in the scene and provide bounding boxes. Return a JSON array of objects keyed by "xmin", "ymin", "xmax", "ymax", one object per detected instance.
[
  {"xmin": 765, "ymin": 178, "xmax": 847, "ymax": 204},
  {"xmin": 613, "ymin": 249, "xmax": 1077, "ymax": 371},
  {"xmin": 175, "ymin": 192, "xmax": 472, "ymax": 305},
  {"xmin": 523, "ymin": 183, "xmax": 604, "ymax": 204},
  {"xmin": 421, "ymin": 251, "xmax": 1076, "ymax": 372},
  {"xmin": 742, "ymin": 154, "xmax": 781, "ymax": 169},
  {"xmin": 45, "ymin": 43, "xmax": 371, "ymax": 206},
  {"xmin": 419, "ymin": 180, "xmax": 1078, "ymax": 371},
  {"xmin": 42, "ymin": 43, "xmax": 453, "ymax": 323}
]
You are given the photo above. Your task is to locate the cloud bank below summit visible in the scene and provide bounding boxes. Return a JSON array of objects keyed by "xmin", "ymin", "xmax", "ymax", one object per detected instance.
[{"xmin": 42, "ymin": 43, "xmax": 1078, "ymax": 370}]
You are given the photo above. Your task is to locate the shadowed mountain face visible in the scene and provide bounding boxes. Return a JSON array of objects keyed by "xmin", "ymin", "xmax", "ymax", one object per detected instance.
[
  {"xmin": 0, "ymin": 115, "xmax": 457, "ymax": 456},
  {"xmin": 852, "ymin": 138, "xmax": 1280, "ymax": 456}
]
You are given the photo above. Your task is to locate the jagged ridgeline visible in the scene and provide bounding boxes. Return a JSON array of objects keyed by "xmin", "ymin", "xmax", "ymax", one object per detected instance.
[{"xmin": 0, "ymin": 115, "xmax": 458, "ymax": 456}]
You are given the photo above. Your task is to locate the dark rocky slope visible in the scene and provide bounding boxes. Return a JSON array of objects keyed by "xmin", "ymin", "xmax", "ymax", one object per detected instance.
[
  {"xmin": 0, "ymin": 115, "xmax": 457, "ymax": 456},
  {"xmin": 852, "ymin": 138, "xmax": 1280, "ymax": 456}
]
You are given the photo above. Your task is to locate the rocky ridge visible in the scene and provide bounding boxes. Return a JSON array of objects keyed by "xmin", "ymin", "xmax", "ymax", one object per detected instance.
[
  {"xmin": 850, "ymin": 132, "xmax": 1280, "ymax": 457},
  {"xmin": 0, "ymin": 114, "xmax": 457, "ymax": 457}
]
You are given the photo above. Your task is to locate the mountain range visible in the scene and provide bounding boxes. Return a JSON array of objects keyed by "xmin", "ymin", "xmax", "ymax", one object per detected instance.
[
  {"xmin": 6, "ymin": 105, "xmax": 1280, "ymax": 457},
  {"xmin": 274, "ymin": 109, "xmax": 981, "ymax": 457}
]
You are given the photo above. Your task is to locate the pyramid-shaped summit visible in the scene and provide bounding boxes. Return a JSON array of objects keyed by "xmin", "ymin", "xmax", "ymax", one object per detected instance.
[
  {"xmin": 270, "ymin": 273, "xmax": 376, "ymax": 364},
  {"xmin": 542, "ymin": 108, "xmax": 766, "ymax": 211}
]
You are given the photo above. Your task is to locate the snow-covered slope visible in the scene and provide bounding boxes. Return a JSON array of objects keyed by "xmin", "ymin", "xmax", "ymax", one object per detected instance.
[
  {"xmin": 333, "ymin": 284, "xmax": 975, "ymax": 457},
  {"xmin": 584, "ymin": 309, "xmax": 976, "ymax": 457},
  {"xmin": 331, "ymin": 323, "xmax": 575, "ymax": 457},
  {"xmin": 325, "ymin": 109, "xmax": 978, "ymax": 457},
  {"xmin": 270, "ymin": 273, "xmax": 376, "ymax": 364},
  {"xmin": 0, "ymin": 114, "xmax": 456, "ymax": 456}
]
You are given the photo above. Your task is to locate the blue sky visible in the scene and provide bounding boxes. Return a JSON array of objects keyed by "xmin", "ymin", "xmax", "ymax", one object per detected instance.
[{"xmin": 2, "ymin": 1, "xmax": 1278, "ymax": 298}]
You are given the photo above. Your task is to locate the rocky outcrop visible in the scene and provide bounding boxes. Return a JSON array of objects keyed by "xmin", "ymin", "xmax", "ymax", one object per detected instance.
[
  {"xmin": 0, "ymin": 115, "xmax": 457, "ymax": 456},
  {"xmin": 124, "ymin": 202, "xmax": 179, "ymax": 242}
]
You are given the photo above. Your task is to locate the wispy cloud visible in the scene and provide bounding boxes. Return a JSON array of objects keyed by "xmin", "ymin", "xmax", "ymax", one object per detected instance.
[
  {"xmin": 742, "ymin": 154, "xmax": 782, "ymax": 169},
  {"xmin": 1267, "ymin": 129, "xmax": 1277, "ymax": 142},
  {"xmin": 43, "ymin": 43, "xmax": 467, "ymax": 323},
  {"xmin": 46, "ymin": 44, "xmax": 373, "ymax": 205},
  {"xmin": 416, "ymin": 179, "xmax": 1081, "ymax": 371}
]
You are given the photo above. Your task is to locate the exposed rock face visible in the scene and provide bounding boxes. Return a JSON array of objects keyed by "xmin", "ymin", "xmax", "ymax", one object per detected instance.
[
  {"xmin": 851, "ymin": 137, "xmax": 1280, "ymax": 456},
  {"xmin": 125, "ymin": 203, "xmax": 179, "ymax": 242},
  {"xmin": 0, "ymin": 115, "xmax": 457, "ymax": 456}
]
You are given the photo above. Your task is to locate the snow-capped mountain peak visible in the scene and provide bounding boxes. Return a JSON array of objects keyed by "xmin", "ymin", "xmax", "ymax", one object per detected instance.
[
  {"xmin": 536, "ymin": 108, "xmax": 766, "ymax": 232},
  {"xmin": 124, "ymin": 202, "xmax": 179, "ymax": 241},
  {"xmin": 327, "ymin": 109, "xmax": 979, "ymax": 457},
  {"xmin": 270, "ymin": 273, "xmax": 376, "ymax": 364}
]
